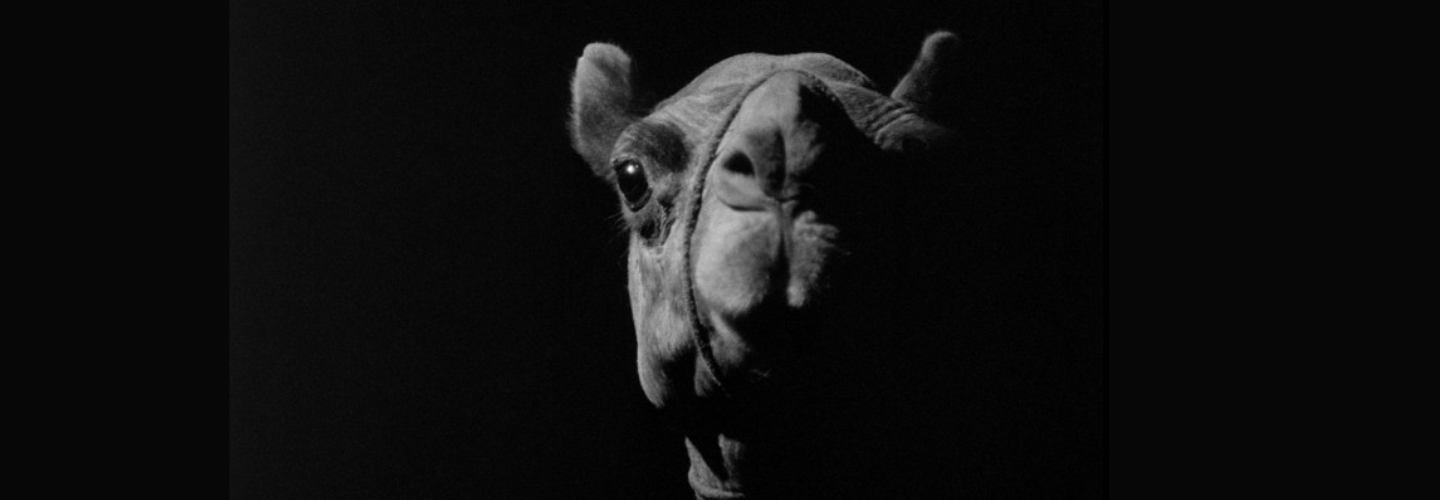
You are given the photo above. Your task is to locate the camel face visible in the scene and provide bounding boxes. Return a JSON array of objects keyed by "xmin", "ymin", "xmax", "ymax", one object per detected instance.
[{"xmin": 570, "ymin": 34, "xmax": 958, "ymax": 498}]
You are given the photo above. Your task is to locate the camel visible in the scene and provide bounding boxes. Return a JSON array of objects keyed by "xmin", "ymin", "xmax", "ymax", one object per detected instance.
[{"xmin": 569, "ymin": 32, "xmax": 963, "ymax": 499}]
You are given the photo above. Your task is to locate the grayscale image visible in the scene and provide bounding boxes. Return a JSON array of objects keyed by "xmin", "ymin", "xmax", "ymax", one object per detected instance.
[{"xmin": 231, "ymin": 2, "xmax": 1103, "ymax": 499}]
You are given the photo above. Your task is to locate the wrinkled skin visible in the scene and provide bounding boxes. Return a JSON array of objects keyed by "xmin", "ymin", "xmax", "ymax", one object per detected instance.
[{"xmin": 570, "ymin": 33, "xmax": 961, "ymax": 499}]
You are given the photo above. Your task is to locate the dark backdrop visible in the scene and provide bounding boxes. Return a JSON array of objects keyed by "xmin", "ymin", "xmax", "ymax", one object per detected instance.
[{"xmin": 230, "ymin": 1, "xmax": 1103, "ymax": 498}]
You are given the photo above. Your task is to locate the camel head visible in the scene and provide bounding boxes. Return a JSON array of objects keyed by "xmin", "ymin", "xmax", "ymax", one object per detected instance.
[{"xmin": 569, "ymin": 33, "xmax": 961, "ymax": 498}]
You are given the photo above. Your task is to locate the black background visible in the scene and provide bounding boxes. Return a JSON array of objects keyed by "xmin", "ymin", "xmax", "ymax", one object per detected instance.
[{"xmin": 230, "ymin": 0, "xmax": 1103, "ymax": 498}]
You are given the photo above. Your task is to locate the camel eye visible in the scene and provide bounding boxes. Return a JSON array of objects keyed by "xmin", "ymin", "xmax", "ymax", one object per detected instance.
[{"xmin": 613, "ymin": 159, "xmax": 650, "ymax": 209}]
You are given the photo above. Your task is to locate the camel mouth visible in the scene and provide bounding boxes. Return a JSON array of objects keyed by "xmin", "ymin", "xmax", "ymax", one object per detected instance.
[{"xmin": 700, "ymin": 291, "xmax": 803, "ymax": 379}]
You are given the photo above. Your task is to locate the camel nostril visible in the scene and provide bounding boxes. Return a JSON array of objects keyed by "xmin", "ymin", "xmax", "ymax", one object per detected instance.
[{"xmin": 721, "ymin": 151, "xmax": 755, "ymax": 176}]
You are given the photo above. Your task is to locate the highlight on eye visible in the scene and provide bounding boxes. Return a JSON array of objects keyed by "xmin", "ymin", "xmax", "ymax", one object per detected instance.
[{"xmin": 612, "ymin": 158, "xmax": 650, "ymax": 209}]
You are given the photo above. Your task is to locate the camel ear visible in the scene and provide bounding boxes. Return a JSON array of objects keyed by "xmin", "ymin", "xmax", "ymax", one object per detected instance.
[
  {"xmin": 570, "ymin": 43, "xmax": 639, "ymax": 174},
  {"xmin": 891, "ymin": 31, "xmax": 962, "ymax": 124},
  {"xmin": 879, "ymin": 31, "xmax": 963, "ymax": 160}
]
